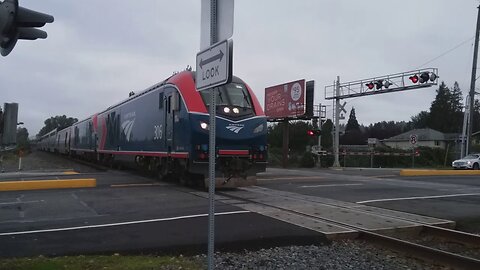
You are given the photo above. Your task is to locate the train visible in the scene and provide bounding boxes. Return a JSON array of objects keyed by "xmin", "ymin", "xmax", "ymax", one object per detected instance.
[{"xmin": 37, "ymin": 70, "xmax": 268, "ymax": 188}]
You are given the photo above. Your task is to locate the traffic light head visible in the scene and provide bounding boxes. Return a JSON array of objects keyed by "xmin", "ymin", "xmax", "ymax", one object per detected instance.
[
  {"xmin": 419, "ymin": 72, "xmax": 430, "ymax": 83},
  {"xmin": 307, "ymin": 129, "xmax": 321, "ymax": 136},
  {"xmin": 383, "ymin": 80, "xmax": 392, "ymax": 88},
  {"xmin": 365, "ymin": 82, "xmax": 374, "ymax": 90},
  {"xmin": 409, "ymin": 74, "xmax": 419, "ymax": 84},
  {"xmin": 375, "ymin": 80, "xmax": 383, "ymax": 90},
  {"xmin": 0, "ymin": 0, "xmax": 54, "ymax": 56}
]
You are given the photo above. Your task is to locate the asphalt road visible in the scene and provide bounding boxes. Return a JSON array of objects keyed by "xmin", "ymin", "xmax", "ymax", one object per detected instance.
[
  {"xmin": 259, "ymin": 167, "xmax": 480, "ymax": 231},
  {"xmin": 0, "ymin": 152, "xmax": 479, "ymax": 257},
  {"xmin": 0, "ymin": 160, "xmax": 325, "ymax": 257}
]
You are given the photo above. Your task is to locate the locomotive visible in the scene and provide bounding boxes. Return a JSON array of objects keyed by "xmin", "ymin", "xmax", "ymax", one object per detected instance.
[{"xmin": 38, "ymin": 71, "xmax": 267, "ymax": 188}]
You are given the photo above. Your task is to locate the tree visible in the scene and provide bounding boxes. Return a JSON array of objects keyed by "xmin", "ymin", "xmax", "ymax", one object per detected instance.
[
  {"xmin": 37, "ymin": 115, "xmax": 78, "ymax": 137},
  {"xmin": 321, "ymin": 119, "xmax": 333, "ymax": 149},
  {"xmin": 427, "ymin": 81, "xmax": 463, "ymax": 133},
  {"xmin": 342, "ymin": 107, "xmax": 365, "ymax": 145},
  {"xmin": 16, "ymin": 127, "xmax": 29, "ymax": 150},
  {"xmin": 345, "ymin": 107, "xmax": 360, "ymax": 132},
  {"xmin": 410, "ymin": 111, "xmax": 429, "ymax": 129}
]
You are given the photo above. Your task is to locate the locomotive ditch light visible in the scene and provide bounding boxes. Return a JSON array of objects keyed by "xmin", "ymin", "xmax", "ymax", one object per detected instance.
[
  {"xmin": 365, "ymin": 82, "xmax": 374, "ymax": 89},
  {"xmin": 375, "ymin": 80, "xmax": 383, "ymax": 90},
  {"xmin": 200, "ymin": 122, "xmax": 208, "ymax": 130},
  {"xmin": 232, "ymin": 107, "xmax": 240, "ymax": 114},
  {"xmin": 409, "ymin": 74, "xmax": 419, "ymax": 84},
  {"xmin": 223, "ymin": 107, "xmax": 231, "ymax": 113}
]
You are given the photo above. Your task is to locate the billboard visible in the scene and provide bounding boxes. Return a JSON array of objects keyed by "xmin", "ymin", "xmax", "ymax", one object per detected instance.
[{"xmin": 264, "ymin": 79, "xmax": 306, "ymax": 119}]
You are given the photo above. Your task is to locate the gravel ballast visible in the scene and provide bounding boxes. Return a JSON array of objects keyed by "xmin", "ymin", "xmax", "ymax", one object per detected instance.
[{"xmin": 196, "ymin": 241, "xmax": 449, "ymax": 270}]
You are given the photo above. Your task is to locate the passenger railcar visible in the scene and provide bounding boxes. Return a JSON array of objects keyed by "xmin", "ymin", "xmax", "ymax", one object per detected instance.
[{"xmin": 39, "ymin": 71, "xmax": 267, "ymax": 188}]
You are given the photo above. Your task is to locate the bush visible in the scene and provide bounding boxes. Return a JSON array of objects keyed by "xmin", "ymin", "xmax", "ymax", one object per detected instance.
[{"xmin": 300, "ymin": 152, "xmax": 315, "ymax": 168}]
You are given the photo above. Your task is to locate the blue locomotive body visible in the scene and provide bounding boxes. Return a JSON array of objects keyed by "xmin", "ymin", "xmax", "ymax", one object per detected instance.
[{"xmin": 42, "ymin": 71, "xmax": 267, "ymax": 188}]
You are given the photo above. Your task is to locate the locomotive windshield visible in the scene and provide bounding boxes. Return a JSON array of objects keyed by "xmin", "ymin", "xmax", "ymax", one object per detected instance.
[
  {"xmin": 200, "ymin": 83, "xmax": 255, "ymax": 119},
  {"xmin": 200, "ymin": 83, "xmax": 252, "ymax": 108}
]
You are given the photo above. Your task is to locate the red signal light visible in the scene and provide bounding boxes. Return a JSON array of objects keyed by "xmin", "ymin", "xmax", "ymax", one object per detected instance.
[
  {"xmin": 365, "ymin": 82, "xmax": 374, "ymax": 89},
  {"xmin": 307, "ymin": 130, "xmax": 315, "ymax": 136},
  {"xmin": 409, "ymin": 75, "xmax": 419, "ymax": 84}
]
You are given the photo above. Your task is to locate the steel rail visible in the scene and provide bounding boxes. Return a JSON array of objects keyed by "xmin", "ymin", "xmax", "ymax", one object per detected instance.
[{"xmin": 218, "ymin": 190, "xmax": 480, "ymax": 269}]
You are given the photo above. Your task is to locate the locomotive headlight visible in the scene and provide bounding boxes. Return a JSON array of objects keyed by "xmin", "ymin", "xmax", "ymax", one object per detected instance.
[
  {"xmin": 200, "ymin": 122, "xmax": 209, "ymax": 130},
  {"xmin": 233, "ymin": 107, "xmax": 240, "ymax": 114},
  {"xmin": 223, "ymin": 107, "xmax": 231, "ymax": 113},
  {"xmin": 253, "ymin": 123, "xmax": 265, "ymax": 133}
]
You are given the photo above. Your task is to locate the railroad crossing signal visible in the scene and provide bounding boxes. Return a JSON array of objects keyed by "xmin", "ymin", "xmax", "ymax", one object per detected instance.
[
  {"xmin": 0, "ymin": 0, "xmax": 54, "ymax": 56},
  {"xmin": 325, "ymin": 68, "xmax": 439, "ymax": 100},
  {"xmin": 307, "ymin": 129, "xmax": 321, "ymax": 136}
]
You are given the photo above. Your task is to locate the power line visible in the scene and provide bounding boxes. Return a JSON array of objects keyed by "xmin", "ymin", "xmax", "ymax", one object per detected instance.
[{"xmin": 416, "ymin": 37, "xmax": 474, "ymax": 69}]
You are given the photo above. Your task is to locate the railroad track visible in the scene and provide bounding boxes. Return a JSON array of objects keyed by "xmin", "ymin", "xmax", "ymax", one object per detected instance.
[{"xmin": 212, "ymin": 187, "xmax": 480, "ymax": 270}]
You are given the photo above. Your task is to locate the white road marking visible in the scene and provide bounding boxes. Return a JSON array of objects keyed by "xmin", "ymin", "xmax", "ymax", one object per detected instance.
[
  {"xmin": 258, "ymin": 176, "xmax": 322, "ymax": 181},
  {"xmin": 0, "ymin": 200, "xmax": 45, "ymax": 206},
  {"xmin": 356, "ymin": 193, "xmax": 480, "ymax": 204},
  {"xmin": 299, "ymin": 184, "xmax": 363, "ymax": 188},
  {"xmin": 0, "ymin": 210, "xmax": 250, "ymax": 236}
]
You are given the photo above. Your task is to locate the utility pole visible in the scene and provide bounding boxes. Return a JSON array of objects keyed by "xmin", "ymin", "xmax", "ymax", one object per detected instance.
[
  {"xmin": 333, "ymin": 76, "xmax": 341, "ymax": 167},
  {"xmin": 467, "ymin": 5, "xmax": 480, "ymax": 155}
]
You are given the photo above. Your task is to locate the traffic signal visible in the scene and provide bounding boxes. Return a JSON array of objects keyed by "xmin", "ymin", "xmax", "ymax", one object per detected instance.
[
  {"xmin": 307, "ymin": 129, "xmax": 321, "ymax": 136},
  {"xmin": 0, "ymin": 0, "xmax": 54, "ymax": 56},
  {"xmin": 365, "ymin": 82, "xmax": 374, "ymax": 89},
  {"xmin": 375, "ymin": 80, "xmax": 383, "ymax": 90},
  {"xmin": 383, "ymin": 80, "xmax": 392, "ymax": 88},
  {"xmin": 409, "ymin": 74, "xmax": 419, "ymax": 84},
  {"xmin": 419, "ymin": 72, "xmax": 430, "ymax": 83},
  {"xmin": 409, "ymin": 72, "xmax": 438, "ymax": 84}
]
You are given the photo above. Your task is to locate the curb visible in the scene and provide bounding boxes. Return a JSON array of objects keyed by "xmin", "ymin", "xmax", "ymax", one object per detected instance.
[
  {"xmin": 400, "ymin": 170, "xmax": 480, "ymax": 176},
  {"xmin": 0, "ymin": 178, "xmax": 96, "ymax": 191}
]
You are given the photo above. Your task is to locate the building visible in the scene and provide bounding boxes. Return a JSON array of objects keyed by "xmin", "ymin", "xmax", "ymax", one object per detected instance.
[{"xmin": 381, "ymin": 128, "xmax": 460, "ymax": 150}]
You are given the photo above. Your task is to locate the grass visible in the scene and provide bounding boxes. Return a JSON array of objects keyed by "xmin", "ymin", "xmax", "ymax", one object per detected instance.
[{"xmin": 0, "ymin": 254, "xmax": 205, "ymax": 270}]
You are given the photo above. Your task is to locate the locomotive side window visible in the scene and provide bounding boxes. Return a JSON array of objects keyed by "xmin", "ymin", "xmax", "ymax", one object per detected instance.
[{"xmin": 167, "ymin": 96, "xmax": 172, "ymax": 114}]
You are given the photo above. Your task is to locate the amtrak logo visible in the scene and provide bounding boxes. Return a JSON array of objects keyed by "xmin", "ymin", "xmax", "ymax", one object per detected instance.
[
  {"xmin": 226, "ymin": 124, "xmax": 244, "ymax": 133},
  {"xmin": 121, "ymin": 118, "xmax": 135, "ymax": 142}
]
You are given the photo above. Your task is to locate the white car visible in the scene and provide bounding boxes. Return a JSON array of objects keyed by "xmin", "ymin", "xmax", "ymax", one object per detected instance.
[{"xmin": 452, "ymin": 154, "xmax": 480, "ymax": 170}]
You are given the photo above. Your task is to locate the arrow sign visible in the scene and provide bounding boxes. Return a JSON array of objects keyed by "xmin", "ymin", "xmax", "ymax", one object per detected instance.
[
  {"xmin": 200, "ymin": 50, "xmax": 224, "ymax": 69},
  {"xmin": 196, "ymin": 39, "xmax": 232, "ymax": 91}
]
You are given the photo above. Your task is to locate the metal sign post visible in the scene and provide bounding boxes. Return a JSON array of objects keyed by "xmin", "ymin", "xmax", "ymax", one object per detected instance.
[{"xmin": 198, "ymin": 1, "xmax": 234, "ymax": 269}]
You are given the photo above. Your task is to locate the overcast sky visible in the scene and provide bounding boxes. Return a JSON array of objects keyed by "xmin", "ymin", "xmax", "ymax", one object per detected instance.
[{"xmin": 1, "ymin": 0, "xmax": 479, "ymax": 136}]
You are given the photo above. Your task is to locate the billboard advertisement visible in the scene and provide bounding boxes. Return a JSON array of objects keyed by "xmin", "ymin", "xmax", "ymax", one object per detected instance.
[{"xmin": 264, "ymin": 79, "xmax": 306, "ymax": 119}]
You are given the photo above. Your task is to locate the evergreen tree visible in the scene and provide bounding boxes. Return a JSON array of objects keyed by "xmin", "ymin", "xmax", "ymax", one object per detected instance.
[
  {"xmin": 321, "ymin": 119, "xmax": 333, "ymax": 149},
  {"xmin": 428, "ymin": 81, "xmax": 463, "ymax": 133},
  {"xmin": 345, "ymin": 107, "xmax": 360, "ymax": 131},
  {"xmin": 342, "ymin": 107, "xmax": 365, "ymax": 145},
  {"xmin": 410, "ymin": 111, "xmax": 429, "ymax": 129}
]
